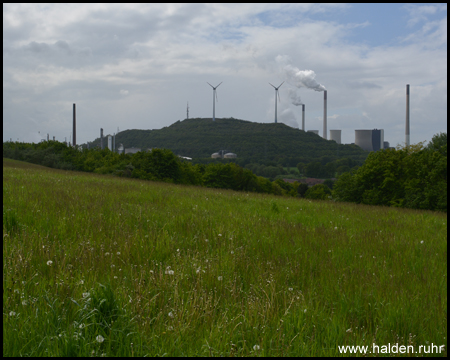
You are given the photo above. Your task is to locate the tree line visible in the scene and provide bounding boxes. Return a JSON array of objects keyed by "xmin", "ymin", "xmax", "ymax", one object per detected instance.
[{"xmin": 3, "ymin": 132, "xmax": 446, "ymax": 212}]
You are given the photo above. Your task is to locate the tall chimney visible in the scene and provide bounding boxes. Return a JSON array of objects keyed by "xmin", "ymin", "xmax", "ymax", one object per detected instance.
[
  {"xmin": 302, "ymin": 104, "xmax": 305, "ymax": 131},
  {"xmin": 100, "ymin": 128, "xmax": 104, "ymax": 149},
  {"xmin": 73, "ymin": 103, "xmax": 76, "ymax": 148},
  {"xmin": 323, "ymin": 90, "xmax": 327, "ymax": 139},
  {"xmin": 405, "ymin": 84, "xmax": 410, "ymax": 146}
]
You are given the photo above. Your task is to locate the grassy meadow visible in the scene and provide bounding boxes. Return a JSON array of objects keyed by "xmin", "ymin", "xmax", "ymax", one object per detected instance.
[{"xmin": 3, "ymin": 158, "xmax": 447, "ymax": 356}]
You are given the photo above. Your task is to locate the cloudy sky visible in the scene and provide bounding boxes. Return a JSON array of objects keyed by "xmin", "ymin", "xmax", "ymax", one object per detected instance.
[{"xmin": 3, "ymin": 3, "xmax": 447, "ymax": 146}]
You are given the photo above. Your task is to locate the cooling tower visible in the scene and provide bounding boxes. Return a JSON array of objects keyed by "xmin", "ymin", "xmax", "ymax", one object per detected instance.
[
  {"xmin": 405, "ymin": 84, "xmax": 410, "ymax": 146},
  {"xmin": 323, "ymin": 91, "xmax": 327, "ymax": 139},
  {"xmin": 355, "ymin": 130, "xmax": 374, "ymax": 151},
  {"xmin": 329, "ymin": 130, "xmax": 341, "ymax": 144}
]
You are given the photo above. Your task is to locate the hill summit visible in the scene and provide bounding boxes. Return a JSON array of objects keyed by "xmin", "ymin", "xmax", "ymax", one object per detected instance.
[{"xmin": 91, "ymin": 118, "xmax": 368, "ymax": 166}]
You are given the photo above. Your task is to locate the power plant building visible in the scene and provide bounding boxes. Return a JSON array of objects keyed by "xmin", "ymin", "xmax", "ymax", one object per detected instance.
[
  {"xmin": 329, "ymin": 130, "xmax": 341, "ymax": 144},
  {"xmin": 355, "ymin": 129, "xmax": 384, "ymax": 151},
  {"xmin": 107, "ymin": 135, "xmax": 113, "ymax": 151}
]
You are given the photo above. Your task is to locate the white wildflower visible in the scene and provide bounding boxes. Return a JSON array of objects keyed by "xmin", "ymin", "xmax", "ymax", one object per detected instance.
[
  {"xmin": 168, "ymin": 311, "xmax": 174, "ymax": 318},
  {"xmin": 47, "ymin": 260, "xmax": 53, "ymax": 266},
  {"xmin": 218, "ymin": 276, "xmax": 223, "ymax": 281},
  {"xmin": 96, "ymin": 335, "xmax": 105, "ymax": 343},
  {"xmin": 253, "ymin": 345, "xmax": 260, "ymax": 351}
]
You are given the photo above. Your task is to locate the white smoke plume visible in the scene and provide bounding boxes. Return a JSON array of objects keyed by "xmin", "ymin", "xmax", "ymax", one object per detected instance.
[
  {"xmin": 276, "ymin": 55, "xmax": 326, "ymax": 92},
  {"xmin": 279, "ymin": 108, "xmax": 299, "ymax": 128},
  {"xmin": 288, "ymin": 89, "xmax": 303, "ymax": 106}
]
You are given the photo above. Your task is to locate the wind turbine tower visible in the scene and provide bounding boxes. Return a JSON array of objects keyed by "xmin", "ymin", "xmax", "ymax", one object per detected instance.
[
  {"xmin": 187, "ymin": 102, "xmax": 189, "ymax": 120},
  {"xmin": 269, "ymin": 82, "xmax": 284, "ymax": 123},
  {"xmin": 207, "ymin": 82, "xmax": 222, "ymax": 121}
]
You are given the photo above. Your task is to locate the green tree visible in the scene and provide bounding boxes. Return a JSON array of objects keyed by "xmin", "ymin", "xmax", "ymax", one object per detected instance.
[
  {"xmin": 305, "ymin": 184, "xmax": 332, "ymax": 200},
  {"xmin": 294, "ymin": 182, "xmax": 309, "ymax": 198},
  {"xmin": 426, "ymin": 132, "xmax": 447, "ymax": 156}
]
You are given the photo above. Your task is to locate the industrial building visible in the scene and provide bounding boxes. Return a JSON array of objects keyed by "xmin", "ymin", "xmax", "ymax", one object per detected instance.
[
  {"xmin": 211, "ymin": 150, "xmax": 237, "ymax": 159},
  {"xmin": 355, "ymin": 129, "xmax": 384, "ymax": 151}
]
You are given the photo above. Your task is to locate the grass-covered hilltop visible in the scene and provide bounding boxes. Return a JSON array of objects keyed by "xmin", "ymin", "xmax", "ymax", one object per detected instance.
[
  {"xmin": 89, "ymin": 117, "xmax": 369, "ymax": 166},
  {"xmin": 3, "ymin": 158, "xmax": 447, "ymax": 356}
]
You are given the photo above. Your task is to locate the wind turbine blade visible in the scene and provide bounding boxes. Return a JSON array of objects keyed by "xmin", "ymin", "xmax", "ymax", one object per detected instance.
[
  {"xmin": 216, "ymin": 82, "xmax": 223, "ymax": 88},
  {"xmin": 269, "ymin": 82, "xmax": 276, "ymax": 89},
  {"xmin": 207, "ymin": 82, "xmax": 214, "ymax": 88},
  {"xmin": 278, "ymin": 81, "xmax": 284, "ymax": 88}
]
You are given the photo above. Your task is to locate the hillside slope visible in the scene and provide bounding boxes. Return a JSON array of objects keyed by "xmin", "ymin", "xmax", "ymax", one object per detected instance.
[{"xmin": 87, "ymin": 118, "xmax": 368, "ymax": 165}]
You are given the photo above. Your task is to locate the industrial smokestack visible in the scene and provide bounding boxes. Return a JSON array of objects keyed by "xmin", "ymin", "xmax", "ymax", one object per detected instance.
[
  {"xmin": 405, "ymin": 84, "xmax": 410, "ymax": 146},
  {"xmin": 73, "ymin": 103, "xmax": 76, "ymax": 148},
  {"xmin": 100, "ymin": 128, "xmax": 104, "ymax": 150},
  {"xmin": 323, "ymin": 91, "xmax": 327, "ymax": 139},
  {"xmin": 302, "ymin": 104, "xmax": 305, "ymax": 131}
]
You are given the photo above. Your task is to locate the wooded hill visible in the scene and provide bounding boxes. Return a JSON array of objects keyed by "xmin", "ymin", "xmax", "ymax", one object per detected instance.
[{"xmin": 86, "ymin": 118, "xmax": 369, "ymax": 167}]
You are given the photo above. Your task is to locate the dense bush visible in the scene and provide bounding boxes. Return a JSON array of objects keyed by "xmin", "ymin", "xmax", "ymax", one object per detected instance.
[
  {"xmin": 332, "ymin": 136, "xmax": 447, "ymax": 212},
  {"xmin": 305, "ymin": 184, "xmax": 332, "ymax": 200}
]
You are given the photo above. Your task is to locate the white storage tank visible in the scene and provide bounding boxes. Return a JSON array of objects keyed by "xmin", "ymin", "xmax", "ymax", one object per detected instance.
[{"xmin": 224, "ymin": 153, "xmax": 237, "ymax": 158}]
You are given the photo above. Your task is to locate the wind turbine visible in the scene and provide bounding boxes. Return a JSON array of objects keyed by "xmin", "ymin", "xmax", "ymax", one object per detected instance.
[
  {"xmin": 269, "ymin": 81, "xmax": 284, "ymax": 123},
  {"xmin": 207, "ymin": 82, "xmax": 222, "ymax": 121}
]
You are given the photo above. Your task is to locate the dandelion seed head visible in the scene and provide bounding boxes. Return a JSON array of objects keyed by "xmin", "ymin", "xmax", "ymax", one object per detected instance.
[
  {"xmin": 96, "ymin": 335, "xmax": 105, "ymax": 343},
  {"xmin": 218, "ymin": 276, "xmax": 223, "ymax": 281},
  {"xmin": 9, "ymin": 311, "xmax": 16, "ymax": 317},
  {"xmin": 47, "ymin": 260, "xmax": 53, "ymax": 266},
  {"xmin": 253, "ymin": 345, "xmax": 260, "ymax": 351}
]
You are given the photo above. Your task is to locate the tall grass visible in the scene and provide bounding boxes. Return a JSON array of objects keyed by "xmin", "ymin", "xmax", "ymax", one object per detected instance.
[{"xmin": 3, "ymin": 158, "xmax": 447, "ymax": 356}]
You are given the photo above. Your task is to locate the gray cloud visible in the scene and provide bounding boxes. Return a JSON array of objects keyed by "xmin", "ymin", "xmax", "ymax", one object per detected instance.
[{"xmin": 2, "ymin": 4, "xmax": 447, "ymax": 147}]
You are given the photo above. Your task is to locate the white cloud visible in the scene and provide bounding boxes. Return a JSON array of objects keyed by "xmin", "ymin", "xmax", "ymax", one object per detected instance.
[{"xmin": 2, "ymin": 4, "xmax": 447, "ymax": 147}]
